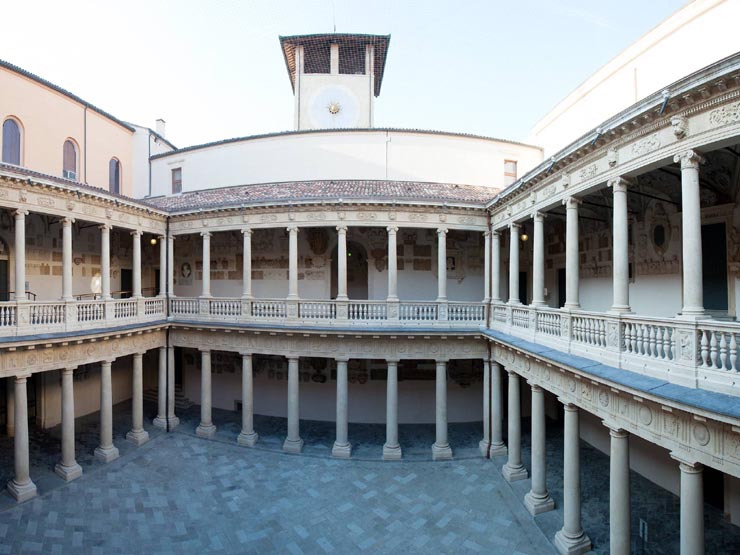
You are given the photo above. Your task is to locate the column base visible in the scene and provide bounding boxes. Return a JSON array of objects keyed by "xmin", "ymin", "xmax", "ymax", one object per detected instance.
[
  {"xmin": 502, "ymin": 462, "xmax": 528, "ymax": 482},
  {"xmin": 126, "ymin": 429, "xmax": 150, "ymax": 446},
  {"xmin": 196, "ymin": 423, "xmax": 217, "ymax": 439},
  {"xmin": 562, "ymin": 304, "xmax": 581, "ymax": 311},
  {"xmin": 553, "ymin": 529, "xmax": 592, "ymax": 555},
  {"xmin": 677, "ymin": 310, "xmax": 707, "ymax": 321},
  {"xmin": 54, "ymin": 461, "xmax": 83, "ymax": 482},
  {"xmin": 432, "ymin": 443, "xmax": 453, "ymax": 460},
  {"xmin": 489, "ymin": 442, "xmax": 508, "ymax": 457},
  {"xmin": 94, "ymin": 445, "xmax": 120, "ymax": 463},
  {"xmin": 524, "ymin": 491, "xmax": 555, "ymax": 515},
  {"xmin": 382, "ymin": 443, "xmax": 402, "ymax": 460},
  {"xmin": 237, "ymin": 431, "xmax": 259, "ymax": 447},
  {"xmin": 331, "ymin": 442, "xmax": 352, "ymax": 459},
  {"xmin": 283, "ymin": 437, "xmax": 304, "ymax": 454},
  {"xmin": 153, "ymin": 415, "xmax": 180, "ymax": 430},
  {"xmin": 479, "ymin": 439, "xmax": 491, "ymax": 456},
  {"xmin": 7, "ymin": 479, "xmax": 37, "ymax": 502},
  {"xmin": 608, "ymin": 305, "xmax": 632, "ymax": 314}
]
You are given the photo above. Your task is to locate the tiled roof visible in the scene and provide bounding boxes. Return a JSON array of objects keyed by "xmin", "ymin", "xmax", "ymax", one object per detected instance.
[{"xmin": 143, "ymin": 180, "xmax": 499, "ymax": 212}]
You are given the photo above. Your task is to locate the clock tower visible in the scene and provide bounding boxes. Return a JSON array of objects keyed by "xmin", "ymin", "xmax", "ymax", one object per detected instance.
[{"xmin": 279, "ymin": 34, "xmax": 390, "ymax": 130}]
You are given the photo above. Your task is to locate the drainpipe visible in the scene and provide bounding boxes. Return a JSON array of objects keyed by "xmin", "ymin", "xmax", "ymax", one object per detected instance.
[
  {"xmin": 148, "ymin": 131, "xmax": 152, "ymax": 198},
  {"xmin": 83, "ymin": 106, "xmax": 88, "ymax": 184},
  {"xmin": 165, "ymin": 216, "xmax": 171, "ymax": 433}
]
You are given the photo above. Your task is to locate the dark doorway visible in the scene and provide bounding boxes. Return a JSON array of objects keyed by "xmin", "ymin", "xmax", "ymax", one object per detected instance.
[
  {"xmin": 154, "ymin": 269, "xmax": 161, "ymax": 297},
  {"xmin": 120, "ymin": 269, "xmax": 133, "ymax": 299},
  {"xmin": 701, "ymin": 223, "xmax": 728, "ymax": 312},
  {"xmin": 557, "ymin": 268, "xmax": 566, "ymax": 308},
  {"xmin": 519, "ymin": 271, "xmax": 528, "ymax": 305},
  {"xmin": 331, "ymin": 241, "xmax": 369, "ymax": 300},
  {"xmin": 0, "ymin": 378, "xmax": 6, "ymax": 434},
  {"xmin": 175, "ymin": 347, "xmax": 183, "ymax": 387},
  {"xmin": 704, "ymin": 466, "xmax": 724, "ymax": 511},
  {"xmin": 0, "ymin": 260, "xmax": 8, "ymax": 301}
]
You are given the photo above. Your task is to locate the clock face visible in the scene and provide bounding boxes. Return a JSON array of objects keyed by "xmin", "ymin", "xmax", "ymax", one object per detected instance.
[{"xmin": 309, "ymin": 85, "xmax": 360, "ymax": 129}]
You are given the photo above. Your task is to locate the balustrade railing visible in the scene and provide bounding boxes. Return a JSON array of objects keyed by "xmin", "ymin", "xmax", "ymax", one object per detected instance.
[
  {"xmin": 698, "ymin": 324, "xmax": 740, "ymax": 372},
  {"xmin": 299, "ymin": 302, "xmax": 336, "ymax": 320},
  {"xmin": 572, "ymin": 312, "xmax": 608, "ymax": 348},
  {"xmin": 448, "ymin": 302, "xmax": 485, "ymax": 322},
  {"xmin": 114, "ymin": 299, "xmax": 138, "ymax": 319},
  {"xmin": 170, "ymin": 298, "xmax": 199, "ymax": 315},
  {"xmin": 144, "ymin": 297, "xmax": 166, "ymax": 316},
  {"xmin": 77, "ymin": 301, "xmax": 105, "ymax": 322},
  {"xmin": 623, "ymin": 319, "xmax": 675, "ymax": 361},
  {"xmin": 209, "ymin": 299, "xmax": 242, "ymax": 317},
  {"xmin": 400, "ymin": 302, "xmax": 437, "ymax": 321},
  {"xmin": 348, "ymin": 301, "xmax": 387, "ymax": 321},
  {"xmin": 252, "ymin": 300, "xmax": 287, "ymax": 319},
  {"xmin": 30, "ymin": 302, "xmax": 66, "ymax": 326},
  {"xmin": 511, "ymin": 306, "xmax": 530, "ymax": 329}
]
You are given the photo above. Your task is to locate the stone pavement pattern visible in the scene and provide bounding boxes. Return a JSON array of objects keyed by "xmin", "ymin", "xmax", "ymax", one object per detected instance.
[{"xmin": 0, "ymin": 432, "xmax": 555, "ymax": 555}]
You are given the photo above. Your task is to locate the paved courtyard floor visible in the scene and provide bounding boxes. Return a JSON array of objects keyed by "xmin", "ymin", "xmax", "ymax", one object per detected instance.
[{"xmin": 0, "ymin": 403, "xmax": 738, "ymax": 554}]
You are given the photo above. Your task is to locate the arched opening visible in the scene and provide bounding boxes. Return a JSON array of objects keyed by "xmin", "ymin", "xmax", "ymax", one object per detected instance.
[
  {"xmin": 331, "ymin": 240, "xmax": 368, "ymax": 300},
  {"xmin": 2, "ymin": 117, "xmax": 22, "ymax": 165}
]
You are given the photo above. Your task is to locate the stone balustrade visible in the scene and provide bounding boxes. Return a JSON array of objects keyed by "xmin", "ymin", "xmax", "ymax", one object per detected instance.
[{"xmin": 489, "ymin": 301, "xmax": 740, "ymax": 396}]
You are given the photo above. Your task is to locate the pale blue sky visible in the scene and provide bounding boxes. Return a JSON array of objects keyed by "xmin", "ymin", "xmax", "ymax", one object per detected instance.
[{"xmin": 1, "ymin": 0, "xmax": 688, "ymax": 147}]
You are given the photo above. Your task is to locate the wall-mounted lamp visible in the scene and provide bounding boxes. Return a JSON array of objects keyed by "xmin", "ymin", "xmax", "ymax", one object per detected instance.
[
  {"xmin": 150, "ymin": 238, "xmax": 158, "ymax": 246},
  {"xmin": 520, "ymin": 233, "xmax": 529, "ymax": 242}
]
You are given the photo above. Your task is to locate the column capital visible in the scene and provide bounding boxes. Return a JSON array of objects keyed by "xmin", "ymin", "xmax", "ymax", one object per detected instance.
[
  {"xmin": 435, "ymin": 358, "xmax": 449, "ymax": 365},
  {"xmin": 483, "ymin": 230, "xmax": 491, "ymax": 238},
  {"xmin": 241, "ymin": 227, "xmax": 253, "ymax": 236},
  {"xmin": 531, "ymin": 211, "xmax": 547, "ymax": 222},
  {"xmin": 158, "ymin": 234, "xmax": 166, "ymax": 241},
  {"xmin": 14, "ymin": 209, "xmax": 29, "ymax": 218},
  {"xmin": 491, "ymin": 229, "xmax": 501, "ymax": 237},
  {"xmin": 505, "ymin": 368, "xmax": 518, "ymax": 377},
  {"xmin": 98, "ymin": 223, "xmax": 112, "ymax": 232},
  {"xmin": 437, "ymin": 227, "xmax": 448, "ymax": 235},
  {"xmin": 607, "ymin": 176, "xmax": 634, "ymax": 192},
  {"xmin": 130, "ymin": 229, "xmax": 143, "ymax": 238},
  {"xmin": 335, "ymin": 356, "xmax": 350, "ymax": 363},
  {"xmin": 62, "ymin": 216, "xmax": 75, "ymax": 226},
  {"xmin": 198, "ymin": 347, "xmax": 212, "ymax": 354},
  {"xmin": 133, "ymin": 352, "xmax": 145, "ymax": 359},
  {"xmin": 336, "ymin": 224, "xmax": 348, "ymax": 233},
  {"xmin": 528, "ymin": 382, "xmax": 543, "ymax": 392},
  {"xmin": 386, "ymin": 225, "xmax": 399, "ymax": 234},
  {"xmin": 602, "ymin": 420, "xmax": 629, "ymax": 437},
  {"xmin": 61, "ymin": 367, "xmax": 76, "ymax": 376},
  {"xmin": 239, "ymin": 351, "xmax": 253, "ymax": 358},
  {"xmin": 509, "ymin": 222, "xmax": 521, "ymax": 230},
  {"xmin": 671, "ymin": 451, "xmax": 703, "ymax": 471},
  {"xmin": 386, "ymin": 358, "xmax": 400, "ymax": 365},
  {"xmin": 562, "ymin": 196, "xmax": 582, "ymax": 209},
  {"xmin": 200, "ymin": 231, "xmax": 212, "ymax": 238},
  {"xmin": 101, "ymin": 359, "xmax": 115, "ymax": 366},
  {"xmin": 559, "ymin": 398, "xmax": 578, "ymax": 411},
  {"xmin": 286, "ymin": 225, "xmax": 299, "ymax": 234},
  {"xmin": 674, "ymin": 149, "xmax": 705, "ymax": 169}
]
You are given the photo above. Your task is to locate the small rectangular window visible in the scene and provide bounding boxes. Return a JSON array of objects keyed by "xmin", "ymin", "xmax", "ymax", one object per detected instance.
[{"xmin": 171, "ymin": 168, "xmax": 182, "ymax": 194}]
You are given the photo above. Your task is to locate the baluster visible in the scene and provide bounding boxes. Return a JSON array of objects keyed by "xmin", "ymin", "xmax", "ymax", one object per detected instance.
[
  {"xmin": 730, "ymin": 334, "xmax": 738, "ymax": 372},
  {"xmin": 719, "ymin": 332, "xmax": 728, "ymax": 370},
  {"xmin": 628, "ymin": 323, "xmax": 636, "ymax": 354},
  {"xmin": 648, "ymin": 326, "xmax": 656, "ymax": 358},
  {"xmin": 654, "ymin": 327, "xmax": 664, "ymax": 359},
  {"xmin": 709, "ymin": 331, "xmax": 719, "ymax": 369},
  {"xmin": 699, "ymin": 329, "xmax": 709, "ymax": 366}
]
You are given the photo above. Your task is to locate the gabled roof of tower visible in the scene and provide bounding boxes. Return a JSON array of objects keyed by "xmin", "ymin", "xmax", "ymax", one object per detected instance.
[{"xmin": 279, "ymin": 33, "xmax": 391, "ymax": 97}]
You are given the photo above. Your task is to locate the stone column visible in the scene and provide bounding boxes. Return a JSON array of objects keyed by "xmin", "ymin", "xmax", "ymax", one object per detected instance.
[
  {"xmin": 502, "ymin": 370, "xmax": 527, "ymax": 481},
  {"xmin": 532, "ymin": 212, "xmax": 546, "ymax": 306},
  {"xmin": 100, "ymin": 224, "xmax": 112, "ymax": 300},
  {"xmin": 127, "ymin": 353, "xmax": 149, "ymax": 445},
  {"xmin": 237, "ymin": 353, "xmax": 258, "ymax": 446},
  {"xmin": 525, "ymin": 384, "xmax": 554, "ymax": 514},
  {"xmin": 167, "ymin": 234, "xmax": 175, "ymax": 297},
  {"xmin": 283, "ymin": 356, "xmax": 303, "ymax": 453},
  {"xmin": 383, "ymin": 359, "xmax": 402, "ymax": 460},
  {"xmin": 675, "ymin": 150, "xmax": 706, "ymax": 318},
  {"xmin": 6, "ymin": 375, "xmax": 37, "ymax": 502},
  {"xmin": 490, "ymin": 361, "xmax": 507, "ymax": 455},
  {"xmin": 336, "ymin": 225, "xmax": 348, "ymax": 300},
  {"xmin": 241, "ymin": 229, "xmax": 253, "ymax": 299},
  {"xmin": 508, "ymin": 223, "xmax": 521, "ymax": 304},
  {"xmin": 332, "ymin": 358, "xmax": 351, "ymax": 458},
  {"xmin": 200, "ymin": 232, "xmax": 211, "ymax": 298},
  {"xmin": 437, "ymin": 228, "xmax": 448, "ymax": 301},
  {"xmin": 55, "ymin": 368, "xmax": 83, "ymax": 481},
  {"xmin": 131, "ymin": 230, "xmax": 142, "ymax": 298},
  {"xmin": 62, "ymin": 217, "xmax": 74, "ymax": 301},
  {"xmin": 14, "ymin": 210, "xmax": 27, "ymax": 302},
  {"xmin": 6, "ymin": 379, "xmax": 14, "ymax": 437},
  {"xmin": 554, "ymin": 402, "xmax": 591, "ymax": 555},
  {"xmin": 158, "ymin": 235, "xmax": 166, "ymax": 297},
  {"xmin": 167, "ymin": 346, "xmax": 179, "ymax": 428},
  {"xmin": 286, "ymin": 226, "xmax": 299, "ymax": 300},
  {"xmin": 674, "ymin": 456, "xmax": 705, "ymax": 555},
  {"xmin": 432, "ymin": 360, "xmax": 453, "ymax": 460},
  {"xmin": 607, "ymin": 426, "xmax": 630, "ymax": 555},
  {"xmin": 491, "ymin": 231, "xmax": 501, "ymax": 303},
  {"xmin": 563, "ymin": 197, "xmax": 581, "ymax": 310},
  {"xmin": 94, "ymin": 360, "xmax": 119, "ymax": 463},
  {"xmin": 153, "ymin": 346, "xmax": 167, "ymax": 429},
  {"xmin": 387, "ymin": 226, "xmax": 399, "ymax": 300},
  {"xmin": 196, "ymin": 349, "xmax": 216, "ymax": 438},
  {"xmin": 479, "ymin": 359, "xmax": 491, "ymax": 455},
  {"xmin": 483, "ymin": 231, "xmax": 491, "ymax": 303},
  {"xmin": 610, "ymin": 177, "xmax": 631, "ymax": 312}
]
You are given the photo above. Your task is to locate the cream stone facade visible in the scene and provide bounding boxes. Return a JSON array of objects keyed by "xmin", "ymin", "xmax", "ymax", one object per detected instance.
[{"xmin": 1, "ymin": 11, "xmax": 740, "ymax": 555}]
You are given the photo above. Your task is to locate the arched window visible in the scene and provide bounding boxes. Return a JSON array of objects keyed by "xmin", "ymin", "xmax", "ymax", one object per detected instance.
[
  {"xmin": 2, "ymin": 118, "xmax": 22, "ymax": 165},
  {"xmin": 63, "ymin": 139, "xmax": 78, "ymax": 180},
  {"xmin": 109, "ymin": 158, "xmax": 121, "ymax": 194}
]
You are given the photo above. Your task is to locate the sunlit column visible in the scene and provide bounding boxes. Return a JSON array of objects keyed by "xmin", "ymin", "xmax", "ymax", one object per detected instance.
[
  {"xmin": 336, "ymin": 225, "xmax": 348, "ymax": 300},
  {"xmin": 432, "ymin": 359, "xmax": 452, "ymax": 460},
  {"xmin": 383, "ymin": 359, "xmax": 402, "ymax": 460},
  {"xmin": 437, "ymin": 228, "xmax": 448, "ymax": 301},
  {"xmin": 242, "ymin": 229, "xmax": 253, "ymax": 299},
  {"xmin": 332, "ymin": 357, "xmax": 351, "ymax": 458},
  {"xmin": 490, "ymin": 361, "xmax": 507, "ymax": 455},
  {"xmin": 508, "ymin": 223, "xmax": 520, "ymax": 304},
  {"xmin": 62, "ymin": 217, "xmax": 74, "ymax": 301},
  {"xmin": 491, "ymin": 231, "xmax": 501, "ymax": 303},
  {"xmin": 479, "ymin": 359, "xmax": 491, "ymax": 455},
  {"xmin": 167, "ymin": 346, "xmax": 179, "ymax": 428},
  {"xmin": 483, "ymin": 231, "xmax": 491, "ymax": 303},
  {"xmin": 502, "ymin": 369, "xmax": 527, "ymax": 481},
  {"xmin": 100, "ymin": 224, "xmax": 112, "ymax": 300},
  {"xmin": 610, "ymin": 177, "xmax": 631, "ymax": 312},
  {"xmin": 524, "ymin": 383, "xmax": 554, "ymax": 514},
  {"xmin": 167, "ymin": 234, "xmax": 175, "ymax": 297},
  {"xmin": 132, "ymin": 230, "xmax": 142, "ymax": 298},
  {"xmin": 153, "ymin": 346, "xmax": 167, "ymax": 428},
  {"xmin": 387, "ymin": 226, "xmax": 398, "ymax": 300},
  {"xmin": 674, "ymin": 455, "xmax": 705, "ymax": 555},
  {"xmin": 200, "ymin": 231, "xmax": 211, "ymax": 298},
  {"xmin": 6, "ymin": 375, "xmax": 37, "ymax": 502},
  {"xmin": 532, "ymin": 212, "xmax": 546, "ymax": 306},
  {"xmin": 563, "ymin": 197, "xmax": 581, "ymax": 310},
  {"xmin": 94, "ymin": 360, "xmax": 119, "ymax": 463},
  {"xmin": 55, "ymin": 368, "xmax": 83, "ymax": 481},
  {"xmin": 127, "ymin": 353, "xmax": 149, "ymax": 445},
  {"xmin": 607, "ymin": 425, "xmax": 630, "ymax": 555},
  {"xmin": 158, "ymin": 235, "xmax": 167, "ymax": 297},
  {"xmin": 196, "ymin": 349, "xmax": 216, "ymax": 438},
  {"xmin": 287, "ymin": 226, "xmax": 299, "ymax": 299},
  {"xmin": 14, "ymin": 210, "xmax": 27, "ymax": 302}
]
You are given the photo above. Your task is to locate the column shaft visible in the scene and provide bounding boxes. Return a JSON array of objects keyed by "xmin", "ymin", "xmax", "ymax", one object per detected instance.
[
  {"xmin": 679, "ymin": 460, "xmax": 705, "ymax": 555},
  {"xmin": 127, "ymin": 353, "xmax": 149, "ymax": 445},
  {"xmin": 7, "ymin": 376, "xmax": 37, "ymax": 502},
  {"xmin": 56, "ymin": 368, "xmax": 83, "ymax": 480},
  {"xmin": 675, "ymin": 150, "xmax": 705, "ymax": 317},
  {"xmin": 132, "ymin": 231, "xmax": 142, "ymax": 298},
  {"xmin": 483, "ymin": 231, "xmax": 491, "ymax": 303},
  {"xmin": 532, "ymin": 213, "xmax": 546, "ymax": 306},
  {"xmin": 525, "ymin": 384, "xmax": 554, "ymax": 514},
  {"xmin": 564, "ymin": 198, "xmax": 580, "ymax": 309},
  {"xmin": 432, "ymin": 360, "xmax": 452, "ymax": 460},
  {"xmin": 200, "ymin": 232, "xmax": 211, "ymax": 298},
  {"xmin": 166, "ymin": 346, "xmax": 179, "ymax": 428},
  {"xmin": 167, "ymin": 235, "xmax": 175, "ymax": 296},
  {"xmin": 332, "ymin": 359, "xmax": 351, "ymax": 458},
  {"xmin": 611, "ymin": 178, "xmax": 631, "ymax": 312},
  {"xmin": 490, "ymin": 361, "xmax": 506, "ymax": 455},
  {"xmin": 153, "ymin": 347, "xmax": 167, "ymax": 428},
  {"xmin": 387, "ymin": 226, "xmax": 398, "ymax": 300},
  {"xmin": 609, "ymin": 428, "xmax": 630, "ymax": 555},
  {"xmin": 502, "ymin": 370, "xmax": 527, "ymax": 481},
  {"xmin": 14, "ymin": 210, "xmax": 27, "ymax": 301},
  {"xmin": 158, "ymin": 235, "xmax": 166, "ymax": 296},
  {"xmin": 283, "ymin": 357, "xmax": 303, "ymax": 453},
  {"xmin": 479, "ymin": 359, "xmax": 491, "ymax": 455},
  {"xmin": 491, "ymin": 231, "xmax": 501, "ymax": 302},
  {"xmin": 336, "ymin": 226, "xmax": 348, "ymax": 300},
  {"xmin": 62, "ymin": 218, "xmax": 74, "ymax": 301},
  {"xmin": 383, "ymin": 360, "xmax": 401, "ymax": 460},
  {"xmin": 100, "ymin": 225, "xmax": 111, "ymax": 300},
  {"xmin": 242, "ymin": 229, "xmax": 252, "ymax": 299},
  {"xmin": 94, "ymin": 360, "xmax": 119, "ymax": 463},
  {"xmin": 287, "ymin": 227, "xmax": 299, "ymax": 299},
  {"xmin": 196, "ymin": 350, "xmax": 216, "ymax": 438},
  {"xmin": 237, "ymin": 354, "xmax": 258, "ymax": 446},
  {"xmin": 509, "ymin": 224, "xmax": 520, "ymax": 304},
  {"xmin": 437, "ymin": 228, "xmax": 448, "ymax": 301}
]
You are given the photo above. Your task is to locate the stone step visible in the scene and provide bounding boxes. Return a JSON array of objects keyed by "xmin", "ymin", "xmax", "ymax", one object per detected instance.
[{"xmin": 143, "ymin": 388, "xmax": 195, "ymax": 410}]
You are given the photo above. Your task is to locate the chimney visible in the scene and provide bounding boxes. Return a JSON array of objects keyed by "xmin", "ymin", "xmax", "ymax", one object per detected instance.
[{"xmin": 155, "ymin": 118, "xmax": 166, "ymax": 138}]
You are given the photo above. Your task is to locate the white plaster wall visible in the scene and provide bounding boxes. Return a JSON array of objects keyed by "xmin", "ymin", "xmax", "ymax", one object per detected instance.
[
  {"xmin": 150, "ymin": 130, "xmax": 542, "ymax": 196},
  {"xmin": 131, "ymin": 125, "xmax": 175, "ymax": 199},
  {"xmin": 299, "ymin": 74, "xmax": 372, "ymax": 130},
  {"xmin": 531, "ymin": 0, "xmax": 740, "ymax": 155}
]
